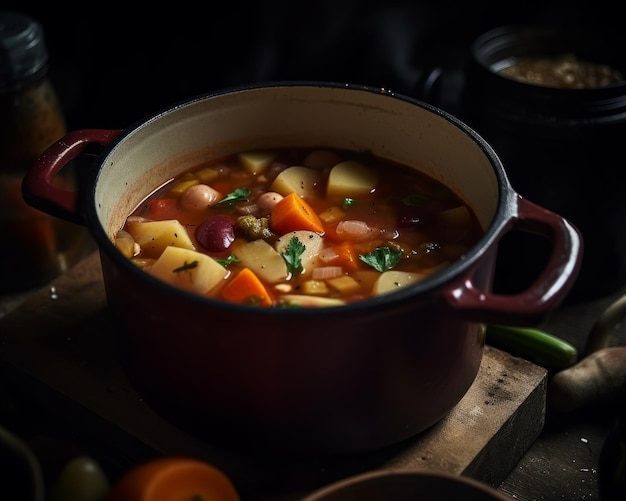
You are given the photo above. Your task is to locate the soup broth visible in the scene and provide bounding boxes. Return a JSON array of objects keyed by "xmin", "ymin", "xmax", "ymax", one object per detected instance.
[{"xmin": 114, "ymin": 147, "xmax": 484, "ymax": 307}]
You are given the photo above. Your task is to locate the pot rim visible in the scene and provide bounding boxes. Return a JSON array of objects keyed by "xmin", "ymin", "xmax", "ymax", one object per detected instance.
[
  {"xmin": 301, "ymin": 468, "xmax": 513, "ymax": 500},
  {"xmin": 84, "ymin": 80, "xmax": 511, "ymax": 316}
]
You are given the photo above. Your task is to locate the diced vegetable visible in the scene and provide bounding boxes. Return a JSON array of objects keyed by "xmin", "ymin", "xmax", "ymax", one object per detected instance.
[
  {"xmin": 353, "ymin": 269, "xmax": 381, "ymax": 292},
  {"xmin": 275, "ymin": 230, "xmax": 323, "ymax": 276},
  {"xmin": 328, "ymin": 241, "xmax": 359, "ymax": 269},
  {"xmin": 148, "ymin": 246, "xmax": 228, "ymax": 294},
  {"xmin": 270, "ymin": 166, "xmax": 323, "ymax": 198},
  {"xmin": 271, "ymin": 193, "xmax": 325, "ymax": 234},
  {"xmin": 238, "ymin": 150, "xmax": 279, "ymax": 174},
  {"xmin": 193, "ymin": 166, "xmax": 221, "ymax": 183},
  {"xmin": 301, "ymin": 279, "xmax": 331, "ymax": 295},
  {"xmin": 280, "ymin": 294, "xmax": 346, "ymax": 307},
  {"xmin": 232, "ymin": 239, "xmax": 289, "ymax": 283},
  {"xmin": 327, "ymin": 160, "xmax": 379, "ymax": 198},
  {"xmin": 373, "ymin": 270, "xmax": 424, "ymax": 295},
  {"xmin": 126, "ymin": 219, "xmax": 195, "ymax": 255},
  {"xmin": 335, "ymin": 220, "xmax": 376, "ymax": 241},
  {"xmin": 311, "ymin": 266, "xmax": 343, "ymax": 280},
  {"xmin": 318, "ymin": 206, "xmax": 346, "ymax": 224},
  {"xmin": 327, "ymin": 275, "xmax": 361, "ymax": 295},
  {"xmin": 221, "ymin": 267, "xmax": 272, "ymax": 306},
  {"xmin": 168, "ymin": 177, "xmax": 199, "ymax": 196}
]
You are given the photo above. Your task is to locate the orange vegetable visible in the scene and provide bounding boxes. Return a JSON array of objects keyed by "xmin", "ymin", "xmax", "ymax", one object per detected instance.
[
  {"xmin": 106, "ymin": 456, "xmax": 240, "ymax": 501},
  {"xmin": 328, "ymin": 241, "xmax": 360, "ymax": 269},
  {"xmin": 271, "ymin": 192, "xmax": 324, "ymax": 234},
  {"xmin": 221, "ymin": 267, "xmax": 272, "ymax": 306},
  {"xmin": 141, "ymin": 198, "xmax": 181, "ymax": 220}
]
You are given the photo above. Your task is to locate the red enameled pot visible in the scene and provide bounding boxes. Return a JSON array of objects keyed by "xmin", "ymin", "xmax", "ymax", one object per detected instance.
[{"xmin": 22, "ymin": 82, "xmax": 582, "ymax": 454}]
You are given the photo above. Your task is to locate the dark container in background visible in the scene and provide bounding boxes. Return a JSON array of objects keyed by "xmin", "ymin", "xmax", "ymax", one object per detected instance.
[
  {"xmin": 458, "ymin": 24, "xmax": 626, "ymax": 302},
  {"xmin": 0, "ymin": 11, "xmax": 90, "ymax": 293}
]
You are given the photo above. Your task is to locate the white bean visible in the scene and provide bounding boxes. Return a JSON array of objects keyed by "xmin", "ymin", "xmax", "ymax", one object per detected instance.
[
  {"xmin": 256, "ymin": 191, "xmax": 284, "ymax": 212},
  {"xmin": 180, "ymin": 184, "xmax": 221, "ymax": 211}
]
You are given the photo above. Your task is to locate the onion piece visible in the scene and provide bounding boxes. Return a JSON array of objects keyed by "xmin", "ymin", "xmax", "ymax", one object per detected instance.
[
  {"xmin": 312, "ymin": 266, "xmax": 343, "ymax": 280},
  {"xmin": 336, "ymin": 220, "xmax": 376, "ymax": 240},
  {"xmin": 318, "ymin": 247, "xmax": 339, "ymax": 263}
]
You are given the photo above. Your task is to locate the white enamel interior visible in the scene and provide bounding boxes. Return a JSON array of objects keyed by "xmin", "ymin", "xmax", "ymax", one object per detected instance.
[{"xmin": 94, "ymin": 85, "xmax": 501, "ymax": 238}]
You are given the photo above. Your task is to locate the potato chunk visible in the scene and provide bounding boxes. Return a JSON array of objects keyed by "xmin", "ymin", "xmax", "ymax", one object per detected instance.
[
  {"xmin": 373, "ymin": 270, "xmax": 425, "ymax": 295},
  {"xmin": 238, "ymin": 150, "xmax": 279, "ymax": 175},
  {"xmin": 327, "ymin": 160, "xmax": 379, "ymax": 198},
  {"xmin": 270, "ymin": 166, "xmax": 323, "ymax": 198},
  {"xmin": 149, "ymin": 246, "xmax": 228, "ymax": 294},
  {"xmin": 126, "ymin": 219, "xmax": 195, "ymax": 255},
  {"xmin": 280, "ymin": 294, "xmax": 346, "ymax": 307},
  {"xmin": 327, "ymin": 275, "xmax": 361, "ymax": 295},
  {"xmin": 275, "ymin": 230, "xmax": 323, "ymax": 277},
  {"xmin": 232, "ymin": 239, "xmax": 288, "ymax": 284}
]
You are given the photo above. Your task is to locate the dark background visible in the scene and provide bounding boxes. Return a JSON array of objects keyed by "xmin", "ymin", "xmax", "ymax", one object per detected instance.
[
  {"xmin": 5, "ymin": 0, "xmax": 623, "ymax": 302},
  {"xmin": 3, "ymin": 1, "xmax": 617, "ymax": 130}
]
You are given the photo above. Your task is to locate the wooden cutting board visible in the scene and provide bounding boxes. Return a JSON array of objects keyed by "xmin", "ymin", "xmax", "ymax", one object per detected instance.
[{"xmin": 0, "ymin": 252, "xmax": 547, "ymax": 500}]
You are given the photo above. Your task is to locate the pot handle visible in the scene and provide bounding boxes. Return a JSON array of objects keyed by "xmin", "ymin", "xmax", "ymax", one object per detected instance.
[
  {"xmin": 22, "ymin": 129, "xmax": 122, "ymax": 225},
  {"xmin": 443, "ymin": 195, "xmax": 583, "ymax": 325}
]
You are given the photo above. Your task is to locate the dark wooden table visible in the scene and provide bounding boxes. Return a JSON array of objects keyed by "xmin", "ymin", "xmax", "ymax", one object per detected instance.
[{"xmin": 497, "ymin": 290, "xmax": 626, "ymax": 501}]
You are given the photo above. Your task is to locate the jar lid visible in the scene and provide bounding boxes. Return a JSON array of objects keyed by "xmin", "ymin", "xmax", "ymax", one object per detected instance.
[{"xmin": 0, "ymin": 11, "xmax": 48, "ymax": 85}]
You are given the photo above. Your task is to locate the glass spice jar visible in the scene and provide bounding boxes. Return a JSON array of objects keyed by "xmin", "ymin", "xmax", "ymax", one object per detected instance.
[
  {"xmin": 458, "ymin": 24, "xmax": 626, "ymax": 302},
  {"xmin": 0, "ymin": 11, "xmax": 89, "ymax": 293}
]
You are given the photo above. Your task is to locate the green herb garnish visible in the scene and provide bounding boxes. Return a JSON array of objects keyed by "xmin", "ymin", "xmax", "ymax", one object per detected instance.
[
  {"xmin": 359, "ymin": 246, "xmax": 402, "ymax": 272},
  {"xmin": 173, "ymin": 260, "xmax": 199, "ymax": 273},
  {"xmin": 215, "ymin": 255, "xmax": 240, "ymax": 267},
  {"xmin": 216, "ymin": 187, "xmax": 251, "ymax": 205},
  {"xmin": 343, "ymin": 197, "xmax": 358, "ymax": 209},
  {"xmin": 282, "ymin": 236, "xmax": 305, "ymax": 275}
]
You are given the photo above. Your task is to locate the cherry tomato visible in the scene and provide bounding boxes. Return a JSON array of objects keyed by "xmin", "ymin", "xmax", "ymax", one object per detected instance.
[{"xmin": 106, "ymin": 457, "xmax": 240, "ymax": 501}]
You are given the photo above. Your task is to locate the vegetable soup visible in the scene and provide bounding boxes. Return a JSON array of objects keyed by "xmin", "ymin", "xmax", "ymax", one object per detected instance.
[{"xmin": 114, "ymin": 148, "xmax": 484, "ymax": 307}]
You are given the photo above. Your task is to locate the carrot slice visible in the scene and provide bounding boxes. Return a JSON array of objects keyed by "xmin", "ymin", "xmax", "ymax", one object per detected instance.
[
  {"xmin": 329, "ymin": 241, "xmax": 360, "ymax": 270},
  {"xmin": 105, "ymin": 456, "xmax": 240, "ymax": 501},
  {"xmin": 271, "ymin": 192, "xmax": 324, "ymax": 234},
  {"xmin": 221, "ymin": 267, "xmax": 273, "ymax": 306}
]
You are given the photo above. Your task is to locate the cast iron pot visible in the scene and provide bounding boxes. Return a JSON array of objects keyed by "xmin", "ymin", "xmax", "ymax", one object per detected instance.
[{"xmin": 22, "ymin": 82, "xmax": 582, "ymax": 454}]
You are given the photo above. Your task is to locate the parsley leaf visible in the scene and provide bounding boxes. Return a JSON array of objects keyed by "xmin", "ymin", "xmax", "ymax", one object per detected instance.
[
  {"xmin": 173, "ymin": 260, "xmax": 199, "ymax": 273},
  {"xmin": 216, "ymin": 187, "xmax": 251, "ymax": 205},
  {"xmin": 343, "ymin": 197, "xmax": 358, "ymax": 209},
  {"xmin": 282, "ymin": 236, "xmax": 305, "ymax": 275},
  {"xmin": 215, "ymin": 255, "xmax": 240, "ymax": 267},
  {"xmin": 359, "ymin": 246, "xmax": 402, "ymax": 272}
]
